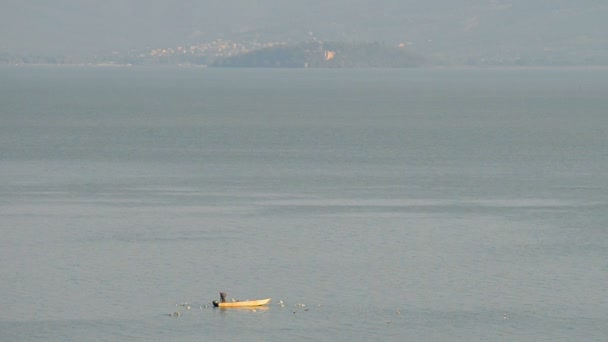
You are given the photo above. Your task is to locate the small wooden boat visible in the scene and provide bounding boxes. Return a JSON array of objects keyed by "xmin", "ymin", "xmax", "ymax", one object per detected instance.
[{"xmin": 213, "ymin": 298, "xmax": 271, "ymax": 308}]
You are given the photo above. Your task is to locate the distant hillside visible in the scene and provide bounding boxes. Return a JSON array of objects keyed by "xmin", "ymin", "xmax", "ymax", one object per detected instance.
[
  {"xmin": 211, "ymin": 41, "xmax": 427, "ymax": 68},
  {"xmin": 2, "ymin": 1, "xmax": 607, "ymax": 65},
  {"xmin": 230, "ymin": 1, "xmax": 608, "ymax": 66}
]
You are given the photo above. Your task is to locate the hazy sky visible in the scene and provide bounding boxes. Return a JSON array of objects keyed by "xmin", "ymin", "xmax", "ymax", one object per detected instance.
[{"xmin": 2, "ymin": 0, "xmax": 607, "ymax": 59}]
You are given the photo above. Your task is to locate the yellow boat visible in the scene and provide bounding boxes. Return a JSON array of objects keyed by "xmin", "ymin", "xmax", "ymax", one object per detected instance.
[{"xmin": 213, "ymin": 298, "xmax": 271, "ymax": 308}]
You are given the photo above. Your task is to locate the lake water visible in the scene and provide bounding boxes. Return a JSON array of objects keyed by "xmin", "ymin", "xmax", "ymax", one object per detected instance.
[{"xmin": 1, "ymin": 66, "xmax": 607, "ymax": 341}]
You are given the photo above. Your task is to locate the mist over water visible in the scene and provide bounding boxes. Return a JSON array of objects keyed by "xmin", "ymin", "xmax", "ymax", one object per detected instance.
[{"xmin": 1, "ymin": 67, "xmax": 607, "ymax": 341}]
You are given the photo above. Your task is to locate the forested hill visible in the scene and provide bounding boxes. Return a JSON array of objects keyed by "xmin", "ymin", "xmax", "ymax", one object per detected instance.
[{"xmin": 211, "ymin": 42, "xmax": 427, "ymax": 68}]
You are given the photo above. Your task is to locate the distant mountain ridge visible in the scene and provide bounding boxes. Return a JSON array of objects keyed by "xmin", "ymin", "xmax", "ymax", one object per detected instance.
[{"xmin": 2, "ymin": 0, "xmax": 607, "ymax": 65}]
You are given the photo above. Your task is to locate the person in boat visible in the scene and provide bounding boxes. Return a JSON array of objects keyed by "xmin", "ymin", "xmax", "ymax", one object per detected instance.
[{"xmin": 213, "ymin": 292, "xmax": 228, "ymax": 307}]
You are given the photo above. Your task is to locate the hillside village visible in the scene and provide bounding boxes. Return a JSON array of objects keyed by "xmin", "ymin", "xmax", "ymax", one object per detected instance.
[{"xmin": 1, "ymin": 38, "xmax": 424, "ymax": 67}]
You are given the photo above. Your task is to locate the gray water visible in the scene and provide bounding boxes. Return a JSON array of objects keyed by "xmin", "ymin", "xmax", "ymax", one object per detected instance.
[{"xmin": 1, "ymin": 66, "xmax": 607, "ymax": 341}]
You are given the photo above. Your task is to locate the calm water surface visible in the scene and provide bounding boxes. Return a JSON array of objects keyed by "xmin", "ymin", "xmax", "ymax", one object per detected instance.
[{"xmin": 1, "ymin": 66, "xmax": 607, "ymax": 341}]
